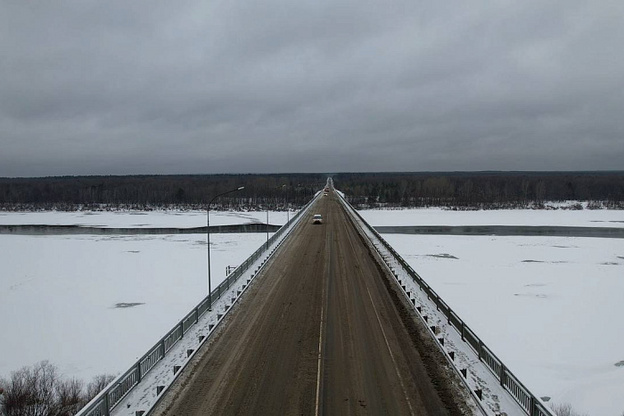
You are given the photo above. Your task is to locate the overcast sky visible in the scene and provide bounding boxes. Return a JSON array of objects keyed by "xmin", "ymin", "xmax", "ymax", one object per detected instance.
[{"xmin": 1, "ymin": 1, "xmax": 623, "ymax": 177}]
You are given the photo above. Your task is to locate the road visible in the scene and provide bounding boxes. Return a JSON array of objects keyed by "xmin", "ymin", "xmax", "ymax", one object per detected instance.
[{"xmin": 152, "ymin": 191, "xmax": 471, "ymax": 416}]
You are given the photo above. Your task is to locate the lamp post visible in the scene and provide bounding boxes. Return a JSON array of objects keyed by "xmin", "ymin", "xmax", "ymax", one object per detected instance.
[
  {"xmin": 266, "ymin": 209, "xmax": 269, "ymax": 248},
  {"xmin": 207, "ymin": 186, "xmax": 244, "ymax": 309},
  {"xmin": 282, "ymin": 184, "xmax": 289, "ymax": 224}
]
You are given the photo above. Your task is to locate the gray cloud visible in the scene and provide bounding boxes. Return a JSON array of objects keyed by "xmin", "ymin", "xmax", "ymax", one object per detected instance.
[{"xmin": 1, "ymin": 0, "xmax": 623, "ymax": 176}]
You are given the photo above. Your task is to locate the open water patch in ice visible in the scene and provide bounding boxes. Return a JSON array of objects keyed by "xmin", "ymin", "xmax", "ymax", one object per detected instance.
[
  {"xmin": 513, "ymin": 293, "xmax": 549, "ymax": 299},
  {"xmin": 220, "ymin": 211, "xmax": 263, "ymax": 223},
  {"xmin": 425, "ymin": 253, "xmax": 459, "ymax": 259},
  {"xmin": 521, "ymin": 259, "xmax": 569, "ymax": 264},
  {"xmin": 113, "ymin": 302, "xmax": 145, "ymax": 309},
  {"xmin": 8, "ymin": 276, "xmax": 35, "ymax": 291}
]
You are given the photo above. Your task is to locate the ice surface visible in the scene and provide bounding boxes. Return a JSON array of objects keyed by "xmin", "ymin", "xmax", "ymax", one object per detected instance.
[
  {"xmin": 0, "ymin": 210, "xmax": 290, "ymax": 228},
  {"xmin": 0, "ymin": 232, "xmax": 267, "ymax": 381},
  {"xmin": 360, "ymin": 206, "xmax": 624, "ymax": 228}
]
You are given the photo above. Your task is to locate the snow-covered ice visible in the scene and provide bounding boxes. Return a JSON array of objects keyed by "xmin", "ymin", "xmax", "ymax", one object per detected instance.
[
  {"xmin": 360, "ymin": 206, "xmax": 624, "ymax": 228},
  {"xmin": 0, "ymin": 231, "xmax": 268, "ymax": 381},
  {"xmin": 0, "ymin": 210, "xmax": 291, "ymax": 228}
]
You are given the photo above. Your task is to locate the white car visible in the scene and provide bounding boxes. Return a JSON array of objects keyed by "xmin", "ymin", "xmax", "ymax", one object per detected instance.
[{"xmin": 312, "ymin": 214, "xmax": 323, "ymax": 224}]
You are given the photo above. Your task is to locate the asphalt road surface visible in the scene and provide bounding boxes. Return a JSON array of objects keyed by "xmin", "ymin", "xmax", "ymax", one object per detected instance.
[{"xmin": 152, "ymin": 192, "xmax": 471, "ymax": 416}]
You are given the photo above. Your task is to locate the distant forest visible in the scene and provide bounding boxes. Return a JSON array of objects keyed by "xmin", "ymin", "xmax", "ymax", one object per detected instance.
[
  {"xmin": 0, "ymin": 174, "xmax": 324, "ymax": 211},
  {"xmin": 337, "ymin": 171, "xmax": 624, "ymax": 209},
  {"xmin": 1, "ymin": 172, "xmax": 623, "ymax": 211}
]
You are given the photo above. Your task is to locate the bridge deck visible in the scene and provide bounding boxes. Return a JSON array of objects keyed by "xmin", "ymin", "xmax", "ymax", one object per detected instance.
[{"xmin": 151, "ymin": 192, "xmax": 470, "ymax": 415}]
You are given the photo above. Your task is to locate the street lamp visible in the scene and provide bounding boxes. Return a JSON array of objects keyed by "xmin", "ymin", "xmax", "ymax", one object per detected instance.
[
  {"xmin": 282, "ymin": 184, "xmax": 289, "ymax": 224},
  {"xmin": 207, "ymin": 186, "xmax": 244, "ymax": 309},
  {"xmin": 266, "ymin": 209, "xmax": 269, "ymax": 248}
]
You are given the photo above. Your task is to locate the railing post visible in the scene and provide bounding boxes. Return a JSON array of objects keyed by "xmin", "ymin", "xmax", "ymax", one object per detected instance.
[
  {"xmin": 500, "ymin": 364, "xmax": 506, "ymax": 386},
  {"xmin": 105, "ymin": 391, "xmax": 110, "ymax": 416},
  {"xmin": 136, "ymin": 363, "xmax": 141, "ymax": 383}
]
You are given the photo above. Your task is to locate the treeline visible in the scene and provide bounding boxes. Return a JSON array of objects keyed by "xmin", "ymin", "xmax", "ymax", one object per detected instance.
[
  {"xmin": 0, "ymin": 174, "xmax": 325, "ymax": 211},
  {"xmin": 0, "ymin": 361, "xmax": 114, "ymax": 416},
  {"xmin": 1, "ymin": 172, "xmax": 623, "ymax": 211},
  {"xmin": 333, "ymin": 171, "xmax": 624, "ymax": 209}
]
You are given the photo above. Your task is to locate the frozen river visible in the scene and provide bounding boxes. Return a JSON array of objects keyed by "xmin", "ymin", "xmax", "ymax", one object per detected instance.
[{"xmin": 1, "ymin": 207, "xmax": 623, "ymax": 415}]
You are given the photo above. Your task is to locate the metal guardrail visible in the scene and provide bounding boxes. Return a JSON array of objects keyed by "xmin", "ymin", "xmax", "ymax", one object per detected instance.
[
  {"xmin": 76, "ymin": 197, "xmax": 317, "ymax": 416},
  {"xmin": 338, "ymin": 194, "xmax": 554, "ymax": 416}
]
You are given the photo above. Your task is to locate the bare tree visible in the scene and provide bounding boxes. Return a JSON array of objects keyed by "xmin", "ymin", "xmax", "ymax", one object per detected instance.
[
  {"xmin": 0, "ymin": 361, "xmax": 114, "ymax": 416},
  {"xmin": 54, "ymin": 379, "xmax": 84, "ymax": 416},
  {"xmin": 1, "ymin": 361, "xmax": 58, "ymax": 416},
  {"xmin": 551, "ymin": 402, "xmax": 589, "ymax": 416},
  {"xmin": 85, "ymin": 374, "xmax": 115, "ymax": 403},
  {"xmin": 0, "ymin": 386, "xmax": 6, "ymax": 416}
]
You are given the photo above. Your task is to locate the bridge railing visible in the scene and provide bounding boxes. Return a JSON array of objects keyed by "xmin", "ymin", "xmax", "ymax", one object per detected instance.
[
  {"xmin": 337, "ymin": 193, "xmax": 553, "ymax": 416},
  {"xmin": 76, "ymin": 197, "xmax": 317, "ymax": 416}
]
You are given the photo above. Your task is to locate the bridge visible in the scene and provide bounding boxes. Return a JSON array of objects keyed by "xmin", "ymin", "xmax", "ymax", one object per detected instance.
[{"xmin": 78, "ymin": 179, "xmax": 554, "ymax": 416}]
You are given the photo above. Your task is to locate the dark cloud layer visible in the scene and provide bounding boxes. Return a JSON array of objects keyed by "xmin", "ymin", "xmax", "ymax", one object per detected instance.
[{"xmin": 1, "ymin": 1, "xmax": 623, "ymax": 176}]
